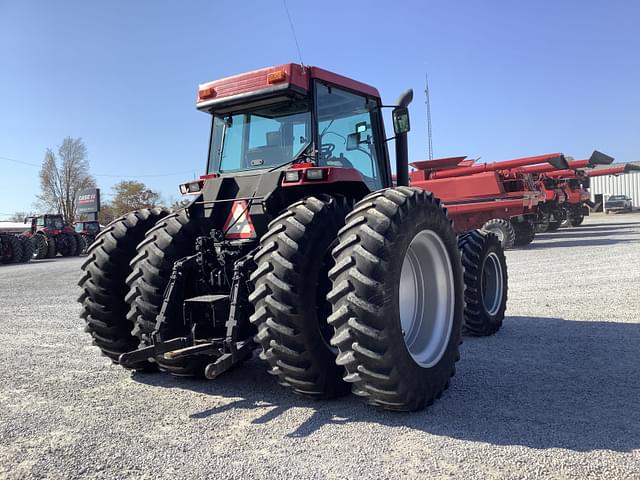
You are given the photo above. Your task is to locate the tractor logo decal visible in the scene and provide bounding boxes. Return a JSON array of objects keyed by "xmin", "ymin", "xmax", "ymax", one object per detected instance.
[{"xmin": 223, "ymin": 201, "xmax": 256, "ymax": 239}]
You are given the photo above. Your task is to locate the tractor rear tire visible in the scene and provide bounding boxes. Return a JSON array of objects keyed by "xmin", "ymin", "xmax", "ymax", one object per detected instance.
[
  {"xmin": 57, "ymin": 233, "xmax": 77, "ymax": 257},
  {"xmin": 459, "ymin": 230, "xmax": 508, "ymax": 336},
  {"xmin": 19, "ymin": 235, "xmax": 34, "ymax": 263},
  {"xmin": 46, "ymin": 235, "xmax": 57, "ymax": 258},
  {"xmin": 249, "ymin": 195, "xmax": 353, "ymax": 399},
  {"xmin": 74, "ymin": 233, "xmax": 87, "ymax": 256},
  {"xmin": 78, "ymin": 208, "xmax": 169, "ymax": 367},
  {"xmin": 1, "ymin": 235, "xmax": 23, "ymax": 264},
  {"xmin": 32, "ymin": 233, "xmax": 48, "ymax": 259},
  {"xmin": 126, "ymin": 209, "xmax": 200, "ymax": 377},
  {"xmin": 327, "ymin": 187, "xmax": 463, "ymax": 411},
  {"xmin": 512, "ymin": 218, "xmax": 536, "ymax": 247},
  {"xmin": 547, "ymin": 221, "xmax": 561, "ymax": 232},
  {"xmin": 482, "ymin": 218, "xmax": 515, "ymax": 250}
]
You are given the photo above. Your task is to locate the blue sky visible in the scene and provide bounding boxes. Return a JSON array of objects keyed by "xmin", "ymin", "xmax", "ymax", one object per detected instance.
[{"xmin": 1, "ymin": 0, "xmax": 639, "ymax": 217}]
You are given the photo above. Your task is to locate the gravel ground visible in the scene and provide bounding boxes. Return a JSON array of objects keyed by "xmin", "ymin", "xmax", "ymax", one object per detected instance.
[{"xmin": 0, "ymin": 213, "xmax": 639, "ymax": 479}]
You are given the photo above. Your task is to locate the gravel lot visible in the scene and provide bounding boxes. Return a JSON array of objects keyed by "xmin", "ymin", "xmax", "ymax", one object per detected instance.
[{"xmin": 1, "ymin": 213, "xmax": 639, "ymax": 479}]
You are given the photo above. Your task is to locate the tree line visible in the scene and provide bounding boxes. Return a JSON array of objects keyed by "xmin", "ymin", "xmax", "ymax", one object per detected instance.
[{"xmin": 6, "ymin": 137, "xmax": 188, "ymax": 225}]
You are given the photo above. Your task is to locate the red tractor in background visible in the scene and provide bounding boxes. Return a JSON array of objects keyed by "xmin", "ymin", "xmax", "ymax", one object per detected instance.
[
  {"xmin": 23, "ymin": 214, "xmax": 85, "ymax": 259},
  {"xmin": 79, "ymin": 63, "xmax": 514, "ymax": 412},
  {"xmin": 74, "ymin": 220, "xmax": 101, "ymax": 253},
  {"xmin": 408, "ymin": 153, "xmax": 571, "ymax": 248}
]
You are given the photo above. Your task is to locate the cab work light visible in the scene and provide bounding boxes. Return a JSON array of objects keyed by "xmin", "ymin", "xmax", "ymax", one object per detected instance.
[
  {"xmin": 284, "ymin": 170, "xmax": 300, "ymax": 182},
  {"xmin": 179, "ymin": 181, "xmax": 203, "ymax": 195},
  {"xmin": 305, "ymin": 168, "xmax": 326, "ymax": 180}
]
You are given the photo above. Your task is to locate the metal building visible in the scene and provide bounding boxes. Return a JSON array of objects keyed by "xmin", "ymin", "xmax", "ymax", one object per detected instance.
[{"xmin": 590, "ymin": 161, "xmax": 640, "ymax": 208}]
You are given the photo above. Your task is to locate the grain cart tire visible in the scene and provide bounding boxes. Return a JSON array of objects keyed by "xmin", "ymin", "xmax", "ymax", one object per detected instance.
[
  {"xmin": 482, "ymin": 218, "xmax": 515, "ymax": 250},
  {"xmin": 568, "ymin": 215, "xmax": 584, "ymax": 227},
  {"xmin": 512, "ymin": 218, "xmax": 536, "ymax": 247},
  {"xmin": 32, "ymin": 233, "xmax": 48, "ymax": 259},
  {"xmin": 74, "ymin": 233, "xmax": 87, "ymax": 256},
  {"xmin": 327, "ymin": 187, "xmax": 464, "ymax": 411},
  {"xmin": 250, "ymin": 195, "xmax": 353, "ymax": 399},
  {"xmin": 46, "ymin": 235, "xmax": 57, "ymax": 258},
  {"xmin": 57, "ymin": 233, "xmax": 77, "ymax": 257},
  {"xmin": 535, "ymin": 213, "xmax": 550, "ymax": 233},
  {"xmin": 19, "ymin": 235, "xmax": 34, "ymax": 263},
  {"xmin": 126, "ymin": 210, "xmax": 200, "ymax": 377},
  {"xmin": 459, "ymin": 230, "xmax": 508, "ymax": 336},
  {"xmin": 546, "ymin": 221, "xmax": 561, "ymax": 232},
  {"xmin": 78, "ymin": 208, "xmax": 169, "ymax": 367}
]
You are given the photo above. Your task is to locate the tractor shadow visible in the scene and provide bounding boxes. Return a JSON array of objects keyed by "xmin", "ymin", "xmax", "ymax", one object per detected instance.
[
  {"xmin": 536, "ymin": 229, "xmax": 637, "ymax": 240},
  {"xmin": 133, "ymin": 316, "xmax": 640, "ymax": 452},
  {"xmin": 526, "ymin": 237, "xmax": 639, "ymax": 249}
]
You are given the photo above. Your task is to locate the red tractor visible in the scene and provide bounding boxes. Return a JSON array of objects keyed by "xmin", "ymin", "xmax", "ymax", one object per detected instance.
[
  {"xmin": 79, "ymin": 64, "xmax": 510, "ymax": 411},
  {"xmin": 24, "ymin": 214, "xmax": 85, "ymax": 259},
  {"xmin": 74, "ymin": 220, "xmax": 101, "ymax": 253}
]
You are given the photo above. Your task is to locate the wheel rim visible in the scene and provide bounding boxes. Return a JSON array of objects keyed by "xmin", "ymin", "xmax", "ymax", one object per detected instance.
[
  {"xmin": 399, "ymin": 230, "xmax": 455, "ymax": 368},
  {"xmin": 480, "ymin": 252, "xmax": 504, "ymax": 316}
]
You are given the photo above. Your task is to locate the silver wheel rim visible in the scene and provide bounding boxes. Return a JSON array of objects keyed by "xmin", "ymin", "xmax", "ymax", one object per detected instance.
[
  {"xmin": 481, "ymin": 252, "xmax": 503, "ymax": 316},
  {"xmin": 399, "ymin": 230, "xmax": 455, "ymax": 368}
]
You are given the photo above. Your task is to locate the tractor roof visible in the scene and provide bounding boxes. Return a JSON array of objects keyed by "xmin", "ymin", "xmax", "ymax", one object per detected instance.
[{"xmin": 196, "ymin": 63, "xmax": 381, "ymax": 111}]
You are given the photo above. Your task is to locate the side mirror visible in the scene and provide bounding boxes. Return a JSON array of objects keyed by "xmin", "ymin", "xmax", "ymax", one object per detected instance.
[
  {"xmin": 392, "ymin": 107, "xmax": 411, "ymax": 135},
  {"xmin": 346, "ymin": 133, "xmax": 359, "ymax": 151}
]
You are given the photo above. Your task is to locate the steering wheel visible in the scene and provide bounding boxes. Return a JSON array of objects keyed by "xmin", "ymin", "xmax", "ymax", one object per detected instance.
[{"xmin": 321, "ymin": 143, "xmax": 335, "ymax": 160}]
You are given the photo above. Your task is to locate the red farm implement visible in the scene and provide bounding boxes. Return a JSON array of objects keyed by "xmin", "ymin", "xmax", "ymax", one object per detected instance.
[{"xmin": 408, "ymin": 153, "xmax": 570, "ymax": 248}]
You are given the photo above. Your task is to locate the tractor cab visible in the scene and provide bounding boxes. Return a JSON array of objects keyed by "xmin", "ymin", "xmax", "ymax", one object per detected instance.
[
  {"xmin": 29, "ymin": 214, "xmax": 65, "ymax": 234},
  {"xmin": 75, "ymin": 221, "xmax": 100, "ymax": 235},
  {"xmin": 191, "ymin": 65, "xmax": 405, "ymax": 198}
]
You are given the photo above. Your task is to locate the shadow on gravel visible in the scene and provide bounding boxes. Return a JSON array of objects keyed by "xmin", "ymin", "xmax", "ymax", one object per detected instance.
[
  {"xmin": 536, "ymin": 229, "xmax": 637, "ymax": 240},
  {"xmin": 578, "ymin": 221, "xmax": 640, "ymax": 230},
  {"xmin": 527, "ymin": 238, "xmax": 640, "ymax": 249},
  {"xmin": 133, "ymin": 316, "xmax": 640, "ymax": 452}
]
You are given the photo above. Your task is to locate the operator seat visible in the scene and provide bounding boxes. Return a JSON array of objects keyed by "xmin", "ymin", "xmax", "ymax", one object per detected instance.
[{"xmin": 245, "ymin": 131, "xmax": 284, "ymax": 168}]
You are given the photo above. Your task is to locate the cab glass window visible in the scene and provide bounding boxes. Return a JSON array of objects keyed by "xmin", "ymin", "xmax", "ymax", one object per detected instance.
[
  {"xmin": 315, "ymin": 82, "xmax": 381, "ymax": 190},
  {"xmin": 208, "ymin": 102, "xmax": 311, "ymax": 173}
]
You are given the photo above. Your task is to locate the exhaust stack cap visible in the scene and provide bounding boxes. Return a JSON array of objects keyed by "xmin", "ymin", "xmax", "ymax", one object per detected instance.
[
  {"xmin": 396, "ymin": 89, "xmax": 414, "ymax": 108},
  {"xmin": 548, "ymin": 154, "xmax": 570, "ymax": 170},
  {"xmin": 589, "ymin": 150, "xmax": 615, "ymax": 166}
]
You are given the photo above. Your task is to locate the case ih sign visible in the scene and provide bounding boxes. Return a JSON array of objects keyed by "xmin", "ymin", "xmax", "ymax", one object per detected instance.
[{"xmin": 77, "ymin": 188, "xmax": 100, "ymax": 214}]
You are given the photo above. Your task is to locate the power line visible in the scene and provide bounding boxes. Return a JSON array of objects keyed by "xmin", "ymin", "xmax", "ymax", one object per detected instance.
[
  {"xmin": 282, "ymin": 0, "xmax": 304, "ymax": 66},
  {"xmin": 0, "ymin": 155, "xmax": 196, "ymax": 178},
  {"xmin": 0, "ymin": 156, "xmax": 40, "ymax": 168}
]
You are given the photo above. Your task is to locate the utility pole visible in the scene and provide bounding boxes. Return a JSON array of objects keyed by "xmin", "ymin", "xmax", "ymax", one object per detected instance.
[{"xmin": 425, "ymin": 73, "xmax": 433, "ymax": 160}]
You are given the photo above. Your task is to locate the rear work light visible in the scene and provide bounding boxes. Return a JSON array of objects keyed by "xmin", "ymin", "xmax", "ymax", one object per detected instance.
[
  {"xmin": 179, "ymin": 180, "xmax": 203, "ymax": 195},
  {"xmin": 267, "ymin": 69, "xmax": 287, "ymax": 84},
  {"xmin": 305, "ymin": 168, "xmax": 326, "ymax": 180},
  {"xmin": 284, "ymin": 170, "xmax": 300, "ymax": 182}
]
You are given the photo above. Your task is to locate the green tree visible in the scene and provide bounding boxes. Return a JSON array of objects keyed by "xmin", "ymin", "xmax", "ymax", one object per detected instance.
[{"xmin": 108, "ymin": 180, "xmax": 161, "ymax": 218}]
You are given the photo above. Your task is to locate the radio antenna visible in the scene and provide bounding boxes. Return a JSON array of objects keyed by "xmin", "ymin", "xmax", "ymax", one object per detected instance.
[
  {"xmin": 425, "ymin": 72, "xmax": 433, "ymax": 160},
  {"xmin": 282, "ymin": 0, "xmax": 305, "ymax": 67}
]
